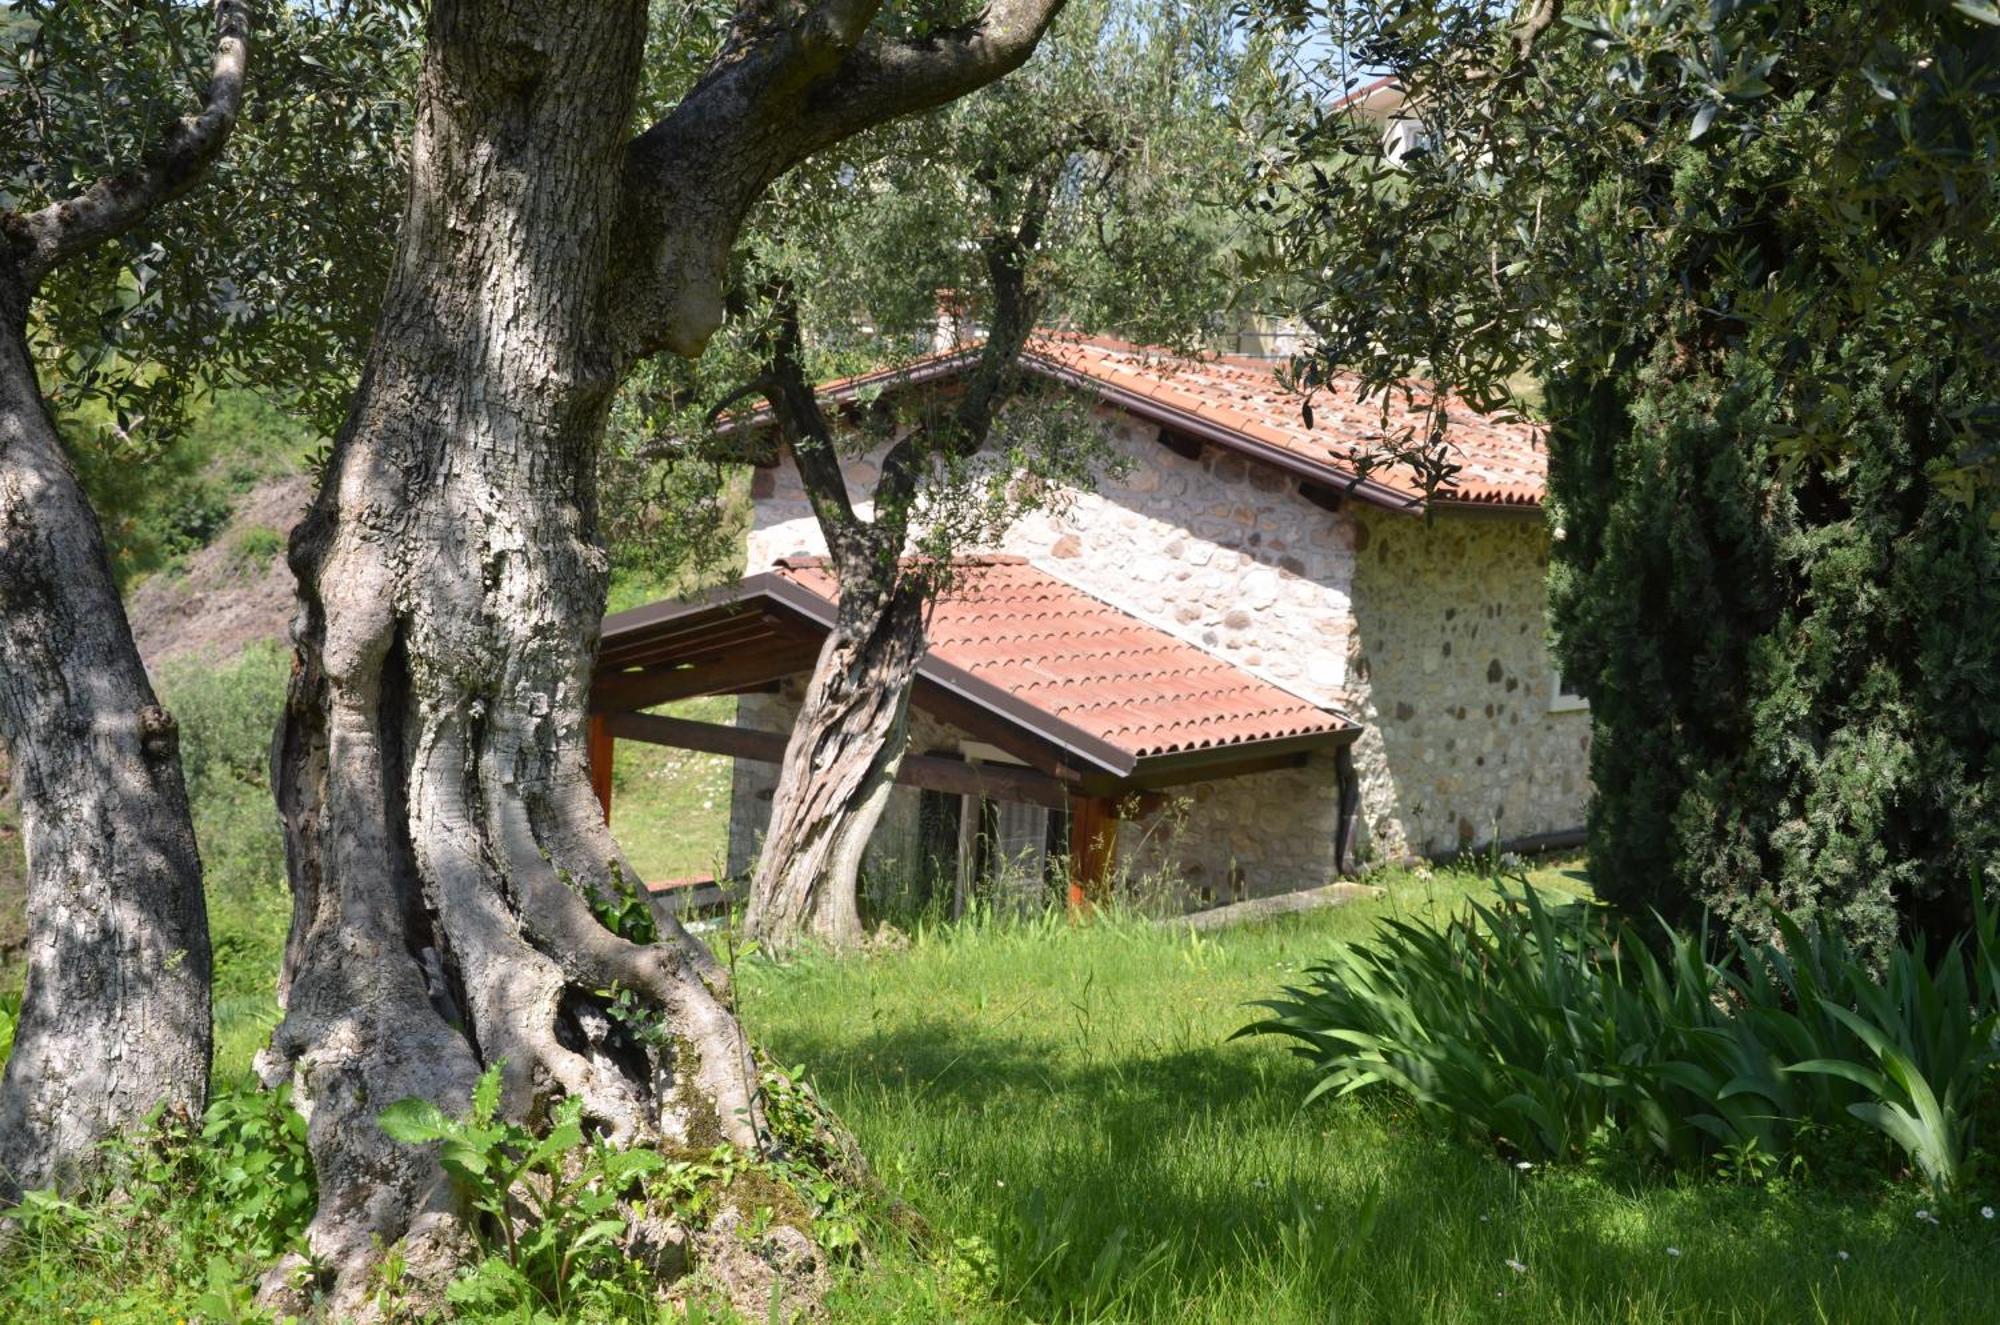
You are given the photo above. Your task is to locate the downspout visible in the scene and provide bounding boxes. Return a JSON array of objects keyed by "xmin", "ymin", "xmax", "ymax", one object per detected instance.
[{"xmin": 1333, "ymin": 743, "xmax": 1362, "ymax": 876}]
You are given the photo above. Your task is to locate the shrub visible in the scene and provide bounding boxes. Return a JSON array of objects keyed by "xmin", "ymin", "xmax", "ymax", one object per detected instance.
[
  {"xmin": 1242, "ymin": 885, "xmax": 2000, "ymax": 1194},
  {"xmin": 1, "ymin": 1076, "xmax": 315, "ymax": 1319},
  {"xmin": 1548, "ymin": 349, "xmax": 2000, "ymax": 958}
]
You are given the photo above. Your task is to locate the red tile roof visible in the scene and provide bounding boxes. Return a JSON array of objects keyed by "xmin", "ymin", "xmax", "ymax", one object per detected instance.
[
  {"xmin": 772, "ymin": 556, "xmax": 1352, "ymax": 760},
  {"xmin": 1025, "ymin": 334, "xmax": 1546, "ymax": 508},
  {"xmin": 763, "ymin": 333, "xmax": 1545, "ymax": 509}
]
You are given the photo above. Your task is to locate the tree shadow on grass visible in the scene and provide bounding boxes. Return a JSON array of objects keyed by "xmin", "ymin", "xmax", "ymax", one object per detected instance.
[{"xmin": 770, "ymin": 1017, "xmax": 2000, "ymax": 1323}]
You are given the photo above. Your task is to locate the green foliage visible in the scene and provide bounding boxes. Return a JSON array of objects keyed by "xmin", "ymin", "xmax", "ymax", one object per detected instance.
[
  {"xmin": 13, "ymin": 871, "xmax": 2000, "ymax": 1322},
  {"xmin": 4, "ymin": 1, "xmax": 417, "ymax": 448},
  {"xmin": 0, "ymin": 985, "xmax": 17, "ymax": 1064},
  {"xmin": 1247, "ymin": 1, "xmax": 2000, "ymax": 943},
  {"xmin": 579, "ymin": 863, "xmax": 661, "ymax": 946},
  {"xmin": 1547, "ymin": 348, "xmax": 2000, "ymax": 950},
  {"xmin": 156, "ymin": 643, "xmax": 292, "ymax": 1001},
  {"xmin": 197, "ymin": 1081, "xmax": 317, "ymax": 1261},
  {"xmin": 377, "ymin": 1061, "xmax": 868, "ymax": 1317},
  {"xmin": 66, "ymin": 387, "xmax": 316, "ymax": 586},
  {"xmin": 1242, "ymin": 884, "xmax": 2000, "ymax": 1194},
  {"xmin": 1, "ymin": 1077, "xmax": 314, "ymax": 1319},
  {"xmin": 379, "ymin": 1066, "xmax": 669, "ymax": 1316}
]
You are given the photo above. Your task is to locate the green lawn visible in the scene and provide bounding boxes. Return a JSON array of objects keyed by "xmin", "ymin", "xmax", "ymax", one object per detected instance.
[
  {"xmin": 9, "ymin": 639, "xmax": 1997, "ymax": 1323},
  {"xmin": 733, "ymin": 873, "xmax": 2000, "ymax": 1324},
  {"xmin": 610, "ymin": 694, "xmax": 738, "ymax": 883}
]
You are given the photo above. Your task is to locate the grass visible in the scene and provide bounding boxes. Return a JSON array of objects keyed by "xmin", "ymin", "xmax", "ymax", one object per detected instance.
[
  {"xmin": 730, "ymin": 870, "xmax": 2000, "ymax": 1324},
  {"xmin": 610, "ymin": 694, "xmax": 739, "ymax": 883},
  {"xmin": 7, "ymin": 613, "xmax": 1995, "ymax": 1321}
]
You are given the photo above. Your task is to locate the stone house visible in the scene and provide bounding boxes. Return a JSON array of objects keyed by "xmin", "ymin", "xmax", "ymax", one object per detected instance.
[{"xmin": 587, "ymin": 335, "xmax": 1588, "ymax": 912}]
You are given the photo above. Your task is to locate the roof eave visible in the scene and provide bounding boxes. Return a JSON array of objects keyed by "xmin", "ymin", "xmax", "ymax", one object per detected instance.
[{"xmin": 1017, "ymin": 351, "xmax": 1428, "ymax": 515}]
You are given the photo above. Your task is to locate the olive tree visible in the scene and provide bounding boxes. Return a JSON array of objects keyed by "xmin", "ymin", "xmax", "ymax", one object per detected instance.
[
  {"xmin": 250, "ymin": 0, "xmax": 1074, "ymax": 1311},
  {"xmin": 0, "ymin": 0, "xmax": 414, "ymax": 1202},
  {"xmin": 716, "ymin": 0, "xmax": 1252, "ymax": 949},
  {"xmin": 0, "ymin": 0, "xmax": 250, "ymax": 1203}
]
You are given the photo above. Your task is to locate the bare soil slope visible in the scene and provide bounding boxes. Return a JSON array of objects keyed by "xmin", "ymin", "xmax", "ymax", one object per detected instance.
[{"xmin": 128, "ymin": 475, "xmax": 309, "ymax": 671}]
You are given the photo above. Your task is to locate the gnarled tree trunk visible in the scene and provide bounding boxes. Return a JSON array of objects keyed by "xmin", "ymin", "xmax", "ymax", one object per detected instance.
[
  {"xmin": 0, "ymin": 266, "xmax": 210, "ymax": 1202},
  {"xmin": 744, "ymin": 581, "xmax": 927, "ymax": 949},
  {"xmin": 247, "ymin": 0, "xmax": 1066, "ymax": 1308},
  {"xmin": 255, "ymin": 6, "xmax": 762, "ymax": 1312}
]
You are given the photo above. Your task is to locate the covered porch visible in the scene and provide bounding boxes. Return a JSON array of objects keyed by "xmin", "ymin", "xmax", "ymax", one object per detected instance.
[{"xmin": 587, "ymin": 557, "xmax": 1362, "ymax": 910}]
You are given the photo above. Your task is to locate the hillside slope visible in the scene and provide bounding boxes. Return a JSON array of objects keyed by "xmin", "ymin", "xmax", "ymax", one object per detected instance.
[{"xmin": 128, "ymin": 474, "xmax": 310, "ymax": 671}]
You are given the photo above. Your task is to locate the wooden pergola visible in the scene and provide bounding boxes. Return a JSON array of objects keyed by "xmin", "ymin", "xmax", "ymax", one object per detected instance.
[{"xmin": 586, "ymin": 571, "xmax": 1363, "ymax": 905}]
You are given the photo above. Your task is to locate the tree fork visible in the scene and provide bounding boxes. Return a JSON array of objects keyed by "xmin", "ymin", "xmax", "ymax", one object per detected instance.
[{"xmin": 252, "ymin": 0, "xmax": 1067, "ymax": 1312}]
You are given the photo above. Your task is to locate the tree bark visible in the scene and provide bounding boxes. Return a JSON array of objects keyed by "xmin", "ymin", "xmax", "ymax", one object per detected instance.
[
  {"xmin": 737, "ymin": 185, "xmax": 1050, "ymax": 952},
  {"xmin": 254, "ymin": 5, "xmax": 767, "ymax": 1312},
  {"xmin": 0, "ymin": 264, "xmax": 210, "ymax": 1202},
  {"xmin": 248, "ymin": 0, "xmax": 1067, "ymax": 1308},
  {"xmin": 0, "ymin": 0, "xmax": 251, "ymax": 1202},
  {"xmin": 744, "ymin": 580, "xmax": 928, "ymax": 949}
]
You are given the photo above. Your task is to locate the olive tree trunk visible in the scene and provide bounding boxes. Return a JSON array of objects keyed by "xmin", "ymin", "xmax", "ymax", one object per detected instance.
[
  {"xmin": 744, "ymin": 583, "xmax": 927, "ymax": 949},
  {"xmin": 0, "ymin": 269, "xmax": 211, "ymax": 1203},
  {"xmin": 254, "ymin": 6, "xmax": 759, "ymax": 1311},
  {"xmin": 249, "ymin": 0, "xmax": 1065, "ymax": 1311},
  {"xmin": 0, "ymin": 0, "xmax": 251, "ymax": 1202},
  {"xmin": 735, "ymin": 202, "xmax": 1048, "ymax": 953}
]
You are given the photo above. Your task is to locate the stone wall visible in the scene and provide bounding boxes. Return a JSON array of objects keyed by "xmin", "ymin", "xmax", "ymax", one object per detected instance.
[
  {"xmin": 1340, "ymin": 505, "xmax": 1590, "ymax": 860},
  {"xmin": 735, "ymin": 390, "xmax": 1587, "ymax": 882},
  {"xmin": 1114, "ymin": 754, "xmax": 1343, "ymax": 907},
  {"xmin": 746, "ymin": 404, "xmax": 1355, "ymax": 708}
]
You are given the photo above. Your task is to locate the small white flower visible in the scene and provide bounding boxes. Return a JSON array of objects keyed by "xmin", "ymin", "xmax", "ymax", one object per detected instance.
[
  {"xmin": 1916, "ymin": 1208, "xmax": 1938, "ymax": 1225},
  {"xmin": 1516, "ymin": 1161, "xmax": 1533, "ymax": 1171},
  {"xmin": 1505, "ymin": 1258, "xmax": 1528, "ymax": 1274},
  {"xmin": 1666, "ymin": 1247, "xmax": 1681, "ymax": 1258},
  {"xmin": 995, "ymin": 1179, "xmax": 1005, "ymax": 1188},
  {"xmin": 1836, "ymin": 1250, "xmax": 1850, "ymax": 1262},
  {"xmin": 1983, "ymin": 1206, "xmax": 1995, "ymax": 1221},
  {"xmin": 1479, "ymin": 1215, "xmax": 1489, "ymax": 1223}
]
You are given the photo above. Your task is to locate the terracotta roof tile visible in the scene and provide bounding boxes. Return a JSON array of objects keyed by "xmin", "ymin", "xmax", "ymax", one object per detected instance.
[
  {"xmin": 1022, "ymin": 334, "xmax": 1546, "ymax": 507},
  {"xmin": 778, "ymin": 334, "xmax": 1545, "ymax": 508},
  {"xmin": 772, "ymin": 557, "xmax": 1352, "ymax": 760}
]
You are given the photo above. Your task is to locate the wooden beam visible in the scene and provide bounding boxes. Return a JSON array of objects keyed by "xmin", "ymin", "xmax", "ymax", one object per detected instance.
[
  {"xmin": 590, "ymin": 644, "xmax": 821, "ymax": 712},
  {"xmin": 587, "ymin": 714, "xmax": 613, "ymax": 824},
  {"xmin": 1068, "ymin": 795, "xmax": 1119, "ymax": 910},
  {"xmin": 910, "ymin": 677, "xmax": 1089, "ymax": 782},
  {"xmin": 602, "ymin": 711, "xmax": 1078, "ymax": 809}
]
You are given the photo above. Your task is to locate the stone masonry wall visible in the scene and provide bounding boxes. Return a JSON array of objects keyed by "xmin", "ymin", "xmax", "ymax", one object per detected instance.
[
  {"xmin": 746, "ymin": 404, "xmax": 1356, "ymax": 709},
  {"xmin": 735, "ymin": 392, "xmax": 1587, "ymax": 888},
  {"xmin": 1340, "ymin": 505, "xmax": 1590, "ymax": 860},
  {"xmin": 1114, "ymin": 754, "xmax": 1344, "ymax": 907}
]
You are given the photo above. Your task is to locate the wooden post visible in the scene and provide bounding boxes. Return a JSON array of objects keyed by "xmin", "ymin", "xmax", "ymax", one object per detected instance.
[
  {"xmin": 587, "ymin": 713, "xmax": 614, "ymax": 824},
  {"xmin": 1068, "ymin": 795, "xmax": 1118, "ymax": 911}
]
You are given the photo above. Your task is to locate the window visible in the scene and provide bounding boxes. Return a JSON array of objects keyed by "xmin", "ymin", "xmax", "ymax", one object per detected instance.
[{"xmin": 1548, "ymin": 668, "xmax": 1589, "ymax": 714}]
